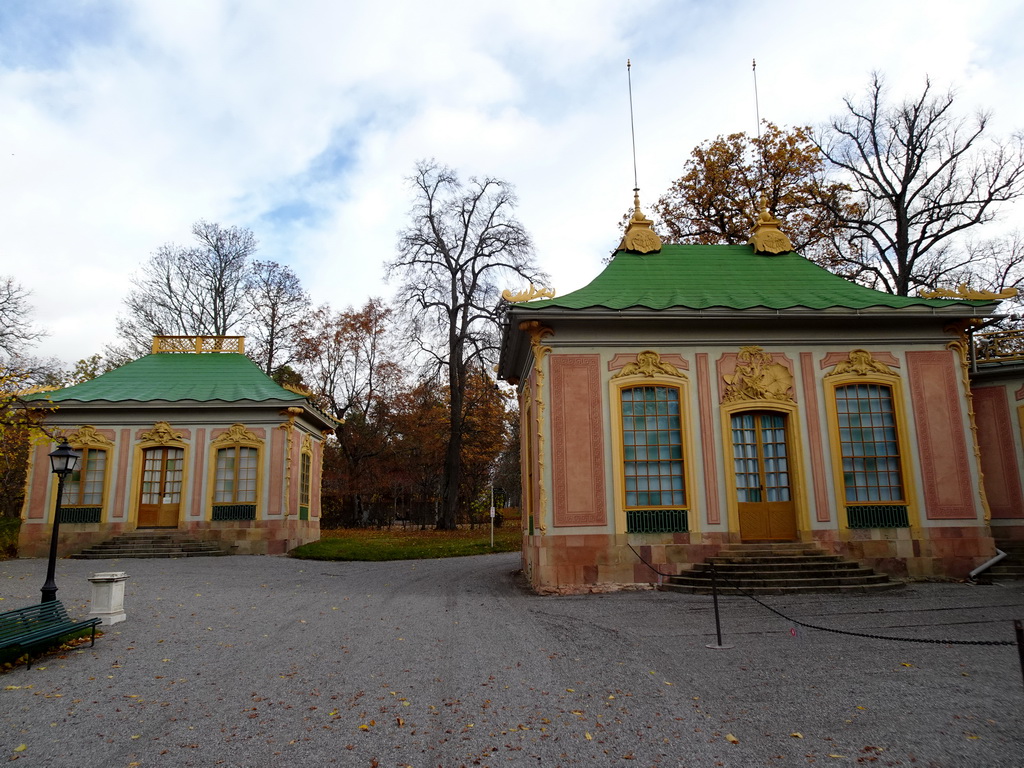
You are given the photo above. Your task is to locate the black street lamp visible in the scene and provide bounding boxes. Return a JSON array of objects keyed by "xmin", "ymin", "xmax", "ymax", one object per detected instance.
[{"xmin": 40, "ymin": 438, "xmax": 81, "ymax": 603}]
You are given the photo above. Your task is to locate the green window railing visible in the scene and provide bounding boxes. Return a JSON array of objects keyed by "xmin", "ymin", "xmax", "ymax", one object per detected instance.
[
  {"xmin": 212, "ymin": 504, "xmax": 257, "ymax": 521},
  {"xmin": 59, "ymin": 507, "xmax": 102, "ymax": 524},
  {"xmin": 846, "ymin": 504, "xmax": 909, "ymax": 529},
  {"xmin": 299, "ymin": 505, "xmax": 309, "ymax": 521},
  {"xmin": 626, "ymin": 509, "xmax": 689, "ymax": 534}
]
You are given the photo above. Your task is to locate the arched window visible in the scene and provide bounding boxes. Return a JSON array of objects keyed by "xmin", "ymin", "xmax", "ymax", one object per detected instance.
[
  {"xmin": 209, "ymin": 424, "xmax": 262, "ymax": 521},
  {"xmin": 618, "ymin": 384, "xmax": 688, "ymax": 533},
  {"xmin": 835, "ymin": 383, "xmax": 904, "ymax": 503},
  {"xmin": 299, "ymin": 446, "xmax": 312, "ymax": 521},
  {"xmin": 60, "ymin": 446, "xmax": 107, "ymax": 523}
]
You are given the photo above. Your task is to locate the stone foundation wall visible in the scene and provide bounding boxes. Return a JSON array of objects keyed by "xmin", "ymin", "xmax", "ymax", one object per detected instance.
[
  {"xmin": 522, "ymin": 531, "xmax": 735, "ymax": 595},
  {"xmin": 18, "ymin": 522, "xmax": 131, "ymax": 559},
  {"xmin": 813, "ymin": 527, "xmax": 997, "ymax": 580},
  {"xmin": 16, "ymin": 518, "xmax": 320, "ymax": 558},
  {"xmin": 523, "ymin": 525, "xmax": 999, "ymax": 592},
  {"xmin": 182, "ymin": 519, "xmax": 320, "ymax": 555}
]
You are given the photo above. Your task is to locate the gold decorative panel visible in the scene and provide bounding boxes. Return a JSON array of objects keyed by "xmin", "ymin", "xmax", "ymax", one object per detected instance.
[
  {"xmin": 722, "ymin": 346, "xmax": 794, "ymax": 403},
  {"xmin": 611, "ymin": 350, "xmax": 686, "ymax": 380}
]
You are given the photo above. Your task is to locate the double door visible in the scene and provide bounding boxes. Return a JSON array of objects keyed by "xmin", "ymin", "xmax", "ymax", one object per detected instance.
[
  {"xmin": 137, "ymin": 447, "xmax": 183, "ymax": 528},
  {"xmin": 731, "ymin": 411, "xmax": 796, "ymax": 541}
]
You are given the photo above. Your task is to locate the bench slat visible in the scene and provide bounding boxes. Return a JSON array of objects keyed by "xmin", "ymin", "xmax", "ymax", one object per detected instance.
[{"xmin": 0, "ymin": 601, "xmax": 101, "ymax": 667}]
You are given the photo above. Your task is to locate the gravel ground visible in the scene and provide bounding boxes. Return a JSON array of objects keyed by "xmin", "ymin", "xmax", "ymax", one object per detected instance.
[{"xmin": 1, "ymin": 553, "xmax": 1022, "ymax": 768}]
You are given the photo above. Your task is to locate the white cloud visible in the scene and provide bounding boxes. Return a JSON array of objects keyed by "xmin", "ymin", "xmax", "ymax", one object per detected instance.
[{"xmin": 0, "ymin": 0, "xmax": 1021, "ymax": 364}]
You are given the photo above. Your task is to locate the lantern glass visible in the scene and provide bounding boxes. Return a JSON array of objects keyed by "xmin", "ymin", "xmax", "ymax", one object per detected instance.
[{"xmin": 49, "ymin": 439, "xmax": 82, "ymax": 477}]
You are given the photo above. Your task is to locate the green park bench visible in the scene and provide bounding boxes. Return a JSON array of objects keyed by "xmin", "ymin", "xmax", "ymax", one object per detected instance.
[{"xmin": 0, "ymin": 601, "xmax": 101, "ymax": 668}]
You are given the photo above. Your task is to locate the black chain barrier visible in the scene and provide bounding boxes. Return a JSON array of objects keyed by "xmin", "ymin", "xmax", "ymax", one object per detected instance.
[
  {"xmin": 708, "ymin": 564, "xmax": 1016, "ymax": 647},
  {"xmin": 627, "ymin": 543, "xmax": 1016, "ymax": 647}
]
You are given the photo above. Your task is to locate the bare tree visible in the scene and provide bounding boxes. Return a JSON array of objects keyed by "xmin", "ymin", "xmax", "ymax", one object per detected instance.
[
  {"xmin": 387, "ymin": 160, "xmax": 545, "ymax": 529},
  {"xmin": 114, "ymin": 220, "xmax": 257, "ymax": 356},
  {"xmin": 814, "ymin": 74, "xmax": 1024, "ymax": 295},
  {"xmin": 245, "ymin": 260, "xmax": 310, "ymax": 375},
  {"xmin": 0, "ymin": 277, "xmax": 45, "ymax": 361}
]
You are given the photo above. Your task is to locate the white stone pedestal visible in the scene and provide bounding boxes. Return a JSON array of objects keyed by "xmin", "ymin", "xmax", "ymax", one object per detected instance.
[{"xmin": 88, "ymin": 571, "xmax": 129, "ymax": 625}]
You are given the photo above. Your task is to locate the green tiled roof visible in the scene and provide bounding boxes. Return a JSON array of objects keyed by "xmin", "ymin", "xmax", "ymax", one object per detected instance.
[
  {"xmin": 42, "ymin": 353, "xmax": 307, "ymax": 403},
  {"xmin": 518, "ymin": 245, "xmax": 996, "ymax": 312}
]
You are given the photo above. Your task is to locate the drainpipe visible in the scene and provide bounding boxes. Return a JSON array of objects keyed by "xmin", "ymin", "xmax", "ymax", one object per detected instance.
[{"xmin": 969, "ymin": 549, "xmax": 1007, "ymax": 581}]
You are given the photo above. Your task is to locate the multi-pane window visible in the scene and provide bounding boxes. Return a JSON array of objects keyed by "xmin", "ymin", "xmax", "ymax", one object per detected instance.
[
  {"xmin": 299, "ymin": 452, "xmax": 312, "ymax": 507},
  {"xmin": 621, "ymin": 386, "xmax": 685, "ymax": 508},
  {"xmin": 61, "ymin": 448, "xmax": 107, "ymax": 506},
  {"xmin": 142, "ymin": 447, "xmax": 184, "ymax": 504},
  {"xmin": 214, "ymin": 446, "xmax": 258, "ymax": 504},
  {"xmin": 835, "ymin": 383, "xmax": 904, "ymax": 502},
  {"xmin": 731, "ymin": 412, "xmax": 791, "ymax": 503}
]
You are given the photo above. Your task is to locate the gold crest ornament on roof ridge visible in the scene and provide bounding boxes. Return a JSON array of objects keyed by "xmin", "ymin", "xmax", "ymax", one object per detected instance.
[
  {"xmin": 502, "ymin": 284, "xmax": 557, "ymax": 303},
  {"xmin": 748, "ymin": 197, "xmax": 794, "ymax": 255},
  {"xmin": 918, "ymin": 284, "xmax": 1018, "ymax": 300},
  {"xmin": 619, "ymin": 189, "xmax": 663, "ymax": 254}
]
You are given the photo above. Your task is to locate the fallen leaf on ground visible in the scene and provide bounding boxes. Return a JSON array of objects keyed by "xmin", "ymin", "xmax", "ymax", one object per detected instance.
[{"xmin": 725, "ymin": 734, "xmax": 739, "ymax": 744}]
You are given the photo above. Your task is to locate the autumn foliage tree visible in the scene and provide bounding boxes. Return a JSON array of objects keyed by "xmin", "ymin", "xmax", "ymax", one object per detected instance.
[
  {"xmin": 652, "ymin": 122, "xmax": 850, "ymax": 264},
  {"xmin": 295, "ymin": 299, "xmax": 402, "ymax": 525}
]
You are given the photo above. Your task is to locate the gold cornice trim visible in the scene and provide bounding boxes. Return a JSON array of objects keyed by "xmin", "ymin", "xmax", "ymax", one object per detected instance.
[
  {"xmin": 722, "ymin": 346, "xmax": 794, "ymax": 403},
  {"xmin": 919, "ymin": 285, "xmax": 1018, "ymax": 300},
  {"xmin": 502, "ymin": 284, "xmax": 557, "ymax": 303},
  {"xmin": 618, "ymin": 190, "xmax": 662, "ymax": 254},
  {"xmin": 65, "ymin": 425, "xmax": 114, "ymax": 448},
  {"xmin": 211, "ymin": 423, "xmax": 263, "ymax": 447},
  {"xmin": 747, "ymin": 197, "xmax": 794, "ymax": 255},
  {"xmin": 824, "ymin": 349, "xmax": 895, "ymax": 378},
  {"xmin": 611, "ymin": 350, "xmax": 686, "ymax": 380},
  {"xmin": 520, "ymin": 320, "xmax": 552, "ymax": 534},
  {"xmin": 139, "ymin": 420, "xmax": 184, "ymax": 446}
]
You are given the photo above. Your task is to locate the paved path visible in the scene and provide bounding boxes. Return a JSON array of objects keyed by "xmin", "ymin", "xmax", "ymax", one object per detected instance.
[{"xmin": 1, "ymin": 554, "xmax": 1022, "ymax": 767}]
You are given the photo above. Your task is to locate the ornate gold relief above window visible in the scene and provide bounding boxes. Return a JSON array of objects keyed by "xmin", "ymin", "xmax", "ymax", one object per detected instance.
[
  {"xmin": 825, "ymin": 349, "xmax": 896, "ymax": 378},
  {"xmin": 64, "ymin": 425, "xmax": 114, "ymax": 448},
  {"xmin": 211, "ymin": 423, "xmax": 263, "ymax": 447},
  {"xmin": 612, "ymin": 350, "xmax": 686, "ymax": 380},
  {"xmin": 722, "ymin": 346, "xmax": 794, "ymax": 403},
  {"xmin": 139, "ymin": 421, "xmax": 184, "ymax": 446}
]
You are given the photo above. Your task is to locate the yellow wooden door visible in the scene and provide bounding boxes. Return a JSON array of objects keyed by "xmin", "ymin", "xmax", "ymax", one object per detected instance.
[
  {"xmin": 732, "ymin": 412, "xmax": 797, "ymax": 541},
  {"xmin": 137, "ymin": 447, "xmax": 184, "ymax": 528}
]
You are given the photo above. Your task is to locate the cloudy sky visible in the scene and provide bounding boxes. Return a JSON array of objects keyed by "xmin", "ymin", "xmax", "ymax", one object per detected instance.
[{"xmin": 3, "ymin": 0, "xmax": 1023, "ymax": 366}]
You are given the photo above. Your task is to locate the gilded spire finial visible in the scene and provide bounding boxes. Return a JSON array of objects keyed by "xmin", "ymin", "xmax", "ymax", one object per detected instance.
[
  {"xmin": 619, "ymin": 188, "xmax": 662, "ymax": 254},
  {"xmin": 747, "ymin": 197, "xmax": 793, "ymax": 255}
]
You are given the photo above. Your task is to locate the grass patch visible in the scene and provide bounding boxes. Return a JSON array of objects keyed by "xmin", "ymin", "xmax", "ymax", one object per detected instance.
[{"xmin": 289, "ymin": 524, "xmax": 522, "ymax": 561}]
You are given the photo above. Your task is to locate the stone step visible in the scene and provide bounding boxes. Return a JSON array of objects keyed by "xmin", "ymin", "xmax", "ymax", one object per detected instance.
[
  {"xmin": 690, "ymin": 564, "xmax": 878, "ymax": 578},
  {"xmin": 712, "ymin": 557, "xmax": 847, "ymax": 569},
  {"xmin": 661, "ymin": 541, "xmax": 902, "ymax": 596},
  {"xmin": 671, "ymin": 571, "xmax": 891, "ymax": 589},
  {"xmin": 69, "ymin": 533, "xmax": 229, "ymax": 559},
  {"xmin": 662, "ymin": 580, "xmax": 905, "ymax": 596}
]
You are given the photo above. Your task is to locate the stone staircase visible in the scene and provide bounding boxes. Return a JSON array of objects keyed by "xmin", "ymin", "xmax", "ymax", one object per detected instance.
[
  {"xmin": 984, "ymin": 540, "xmax": 1024, "ymax": 581},
  {"xmin": 70, "ymin": 531, "xmax": 230, "ymax": 559},
  {"xmin": 661, "ymin": 542, "xmax": 903, "ymax": 595}
]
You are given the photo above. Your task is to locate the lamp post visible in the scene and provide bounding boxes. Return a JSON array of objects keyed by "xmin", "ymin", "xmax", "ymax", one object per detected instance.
[{"xmin": 40, "ymin": 438, "xmax": 81, "ymax": 603}]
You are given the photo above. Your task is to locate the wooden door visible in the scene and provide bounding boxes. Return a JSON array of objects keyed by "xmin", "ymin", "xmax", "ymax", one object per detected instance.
[
  {"xmin": 137, "ymin": 447, "xmax": 184, "ymax": 528},
  {"xmin": 731, "ymin": 412, "xmax": 797, "ymax": 541}
]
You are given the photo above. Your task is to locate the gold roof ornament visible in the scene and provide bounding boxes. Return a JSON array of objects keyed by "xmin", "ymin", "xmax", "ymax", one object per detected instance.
[
  {"xmin": 502, "ymin": 284, "xmax": 557, "ymax": 303},
  {"xmin": 747, "ymin": 197, "xmax": 793, "ymax": 255},
  {"xmin": 618, "ymin": 189, "xmax": 662, "ymax": 254},
  {"xmin": 918, "ymin": 285, "xmax": 1018, "ymax": 301}
]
